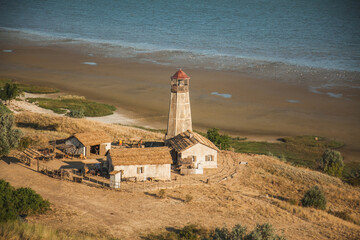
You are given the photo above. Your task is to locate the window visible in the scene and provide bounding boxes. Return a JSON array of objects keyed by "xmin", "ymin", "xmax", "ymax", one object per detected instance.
[
  {"xmin": 191, "ymin": 156, "xmax": 197, "ymax": 162},
  {"xmin": 205, "ymin": 155, "xmax": 214, "ymax": 161},
  {"xmin": 137, "ymin": 167, "xmax": 144, "ymax": 174}
]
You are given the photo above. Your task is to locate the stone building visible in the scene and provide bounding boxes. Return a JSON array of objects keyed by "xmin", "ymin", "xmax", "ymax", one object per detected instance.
[
  {"xmin": 106, "ymin": 147, "xmax": 172, "ymax": 181},
  {"xmin": 167, "ymin": 130, "xmax": 219, "ymax": 174},
  {"xmin": 65, "ymin": 131, "xmax": 112, "ymax": 157},
  {"xmin": 165, "ymin": 69, "xmax": 192, "ymax": 140},
  {"xmin": 165, "ymin": 69, "xmax": 219, "ymax": 174}
]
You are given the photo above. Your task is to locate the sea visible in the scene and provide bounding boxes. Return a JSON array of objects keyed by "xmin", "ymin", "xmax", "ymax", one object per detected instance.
[{"xmin": 0, "ymin": 0, "xmax": 359, "ymax": 88}]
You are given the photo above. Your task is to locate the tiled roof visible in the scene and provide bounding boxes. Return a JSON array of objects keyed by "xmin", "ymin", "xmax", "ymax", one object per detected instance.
[
  {"xmin": 167, "ymin": 130, "xmax": 219, "ymax": 152},
  {"xmin": 171, "ymin": 69, "xmax": 190, "ymax": 79},
  {"xmin": 108, "ymin": 147, "xmax": 173, "ymax": 166}
]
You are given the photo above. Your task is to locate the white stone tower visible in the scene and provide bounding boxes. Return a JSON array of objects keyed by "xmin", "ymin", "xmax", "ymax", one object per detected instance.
[{"xmin": 165, "ymin": 69, "xmax": 192, "ymax": 140}]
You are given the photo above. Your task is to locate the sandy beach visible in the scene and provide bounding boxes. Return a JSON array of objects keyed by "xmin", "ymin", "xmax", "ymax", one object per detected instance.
[{"xmin": 1, "ymin": 30, "xmax": 359, "ymax": 162}]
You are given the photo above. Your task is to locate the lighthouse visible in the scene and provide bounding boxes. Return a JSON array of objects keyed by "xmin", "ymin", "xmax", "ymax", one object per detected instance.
[{"xmin": 165, "ymin": 69, "xmax": 192, "ymax": 140}]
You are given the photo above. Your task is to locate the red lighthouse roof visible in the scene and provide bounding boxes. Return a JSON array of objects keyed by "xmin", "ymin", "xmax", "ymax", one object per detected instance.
[{"xmin": 171, "ymin": 69, "xmax": 190, "ymax": 79}]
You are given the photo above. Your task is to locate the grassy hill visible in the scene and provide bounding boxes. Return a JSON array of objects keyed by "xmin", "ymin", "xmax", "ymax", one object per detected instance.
[{"xmin": 1, "ymin": 111, "xmax": 359, "ymax": 239}]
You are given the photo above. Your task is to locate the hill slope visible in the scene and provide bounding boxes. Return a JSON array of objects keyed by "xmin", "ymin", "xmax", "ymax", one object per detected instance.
[{"xmin": 0, "ymin": 112, "xmax": 359, "ymax": 239}]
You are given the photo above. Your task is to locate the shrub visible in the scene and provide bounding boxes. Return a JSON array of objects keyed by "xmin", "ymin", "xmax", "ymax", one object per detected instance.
[
  {"xmin": 0, "ymin": 83, "xmax": 23, "ymax": 104},
  {"xmin": 179, "ymin": 224, "xmax": 207, "ymax": 240},
  {"xmin": 158, "ymin": 189, "xmax": 166, "ymax": 199},
  {"xmin": 66, "ymin": 109, "xmax": 85, "ymax": 118},
  {"xmin": 185, "ymin": 194, "xmax": 193, "ymax": 203},
  {"xmin": 0, "ymin": 112, "xmax": 23, "ymax": 157},
  {"xmin": 321, "ymin": 149, "xmax": 344, "ymax": 177},
  {"xmin": 211, "ymin": 226, "xmax": 231, "ymax": 240},
  {"xmin": 0, "ymin": 180, "xmax": 50, "ymax": 222},
  {"xmin": 0, "ymin": 180, "xmax": 17, "ymax": 221},
  {"xmin": 145, "ymin": 223, "xmax": 286, "ymax": 240},
  {"xmin": 345, "ymin": 165, "xmax": 360, "ymax": 186},
  {"xmin": 14, "ymin": 187, "xmax": 50, "ymax": 215},
  {"xmin": 301, "ymin": 186, "xmax": 326, "ymax": 210},
  {"xmin": 17, "ymin": 136, "xmax": 34, "ymax": 151},
  {"xmin": 207, "ymin": 128, "xmax": 231, "ymax": 150}
]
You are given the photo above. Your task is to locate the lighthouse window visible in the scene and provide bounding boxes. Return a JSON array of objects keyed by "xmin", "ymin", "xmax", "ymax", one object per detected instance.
[
  {"xmin": 178, "ymin": 80, "xmax": 184, "ymax": 86},
  {"xmin": 184, "ymin": 79, "xmax": 188, "ymax": 85}
]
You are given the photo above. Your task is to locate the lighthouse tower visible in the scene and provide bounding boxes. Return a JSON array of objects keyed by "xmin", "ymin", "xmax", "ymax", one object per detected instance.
[{"xmin": 165, "ymin": 69, "xmax": 192, "ymax": 140}]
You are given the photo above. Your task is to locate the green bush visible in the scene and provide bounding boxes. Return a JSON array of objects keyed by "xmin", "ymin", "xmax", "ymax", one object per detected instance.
[
  {"xmin": 321, "ymin": 149, "xmax": 344, "ymax": 177},
  {"xmin": 0, "ymin": 83, "xmax": 23, "ymax": 104},
  {"xmin": 66, "ymin": 109, "xmax": 85, "ymax": 118},
  {"xmin": 0, "ymin": 180, "xmax": 50, "ymax": 222},
  {"xmin": 344, "ymin": 165, "xmax": 360, "ymax": 186},
  {"xmin": 0, "ymin": 112, "xmax": 23, "ymax": 157},
  {"xmin": 301, "ymin": 186, "xmax": 326, "ymax": 210},
  {"xmin": 145, "ymin": 223, "xmax": 286, "ymax": 240},
  {"xmin": 207, "ymin": 128, "xmax": 231, "ymax": 150},
  {"xmin": 14, "ymin": 188, "xmax": 50, "ymax": 215},
  {"xmin": 0, "ymin": 180, "xmax": 17, "ymax": 221}
]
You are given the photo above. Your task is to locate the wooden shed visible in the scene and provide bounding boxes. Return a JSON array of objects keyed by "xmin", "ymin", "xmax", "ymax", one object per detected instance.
[
  {"xmin": 167, "ymin": 130, "xmax": 219, "ymax": 174},
  {"xmin": 106, "ymin": 147, "xmax": 173, "ymax": 181},
  {"xmin": 65, "ymin": 131, "xmax": 112, "ymax": 157}
]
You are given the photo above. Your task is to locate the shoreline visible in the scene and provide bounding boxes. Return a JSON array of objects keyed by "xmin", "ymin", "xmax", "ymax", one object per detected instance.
[{"xmin": 1, "ymin": 31, "xmax": 359, "ymax": 162}]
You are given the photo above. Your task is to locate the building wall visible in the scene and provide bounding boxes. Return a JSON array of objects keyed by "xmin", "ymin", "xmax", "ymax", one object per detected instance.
[
  {"xmin": 181, "ymin": 143, "xmax": 217, "ymax": 169},
  {"xmin": 107, "ymin": 155, "xmax": 171, "ymax": 181},
  {"xmin": 166, "ymin": 91, "xmax": 192, "ymax": 140},
  {"xmin": 65, "ymin": 137, "xmax": 85, "ymax": 155}
]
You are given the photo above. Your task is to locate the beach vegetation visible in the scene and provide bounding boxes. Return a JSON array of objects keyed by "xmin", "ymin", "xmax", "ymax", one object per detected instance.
[
  {"xmin": 301, "ymin": 185, "xmax": 326, "ymax": 210},
  {"xmin": 229, "ymin": 135, "xmax": 344, "ymax": 169},
  {"xmin": 0, "ymin": 79, "xmax": 59, "ymax": 94},
  {"xmin": 66, "ymin": 109, "xmax": 85, "ymax": 118},
  {"xmin": 0, "ymin": 111, "xmax": 23, "ymax": 157},
  {"xmin": 321, "ymin": 149, "xmax": 344, "ymax": 177},
  {"xmin": 27, "ymin": 97, "xmax": 116, "ymax": 117},
  {"xmin": 0, "ymin": 179, "xmax": 50, "ymax": 222},
  {"xmin": 0, "ymin": 83, "xmax": 23, "ymax": 105}
]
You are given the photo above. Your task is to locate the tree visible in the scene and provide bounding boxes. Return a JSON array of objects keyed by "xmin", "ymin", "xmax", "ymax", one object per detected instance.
[
  {"xmin": 207, "ymin": 128, "xmax": 231, "ymax": 150},
  {"xmin": 301, "ymin": 185, "xmax": 326, "ymax": 210},
  {"xmin": 0, "ymin": 111, "xmax": 23, "ymax": 157},
  {"xmin": 321, "ymin": 149, "xmax": 344, "ymax": 177},
  {"xmin": 0, "ymin": 83, "xmax": 22, "ymax": 105}
]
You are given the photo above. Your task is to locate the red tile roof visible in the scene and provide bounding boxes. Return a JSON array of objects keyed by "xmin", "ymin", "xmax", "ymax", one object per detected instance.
[{"xmin": 171, "ymin": 69, "xmax": 190, "ymax": 79}]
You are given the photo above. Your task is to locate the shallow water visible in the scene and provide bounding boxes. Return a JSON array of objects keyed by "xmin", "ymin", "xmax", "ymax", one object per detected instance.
[{"xmin": 0, "ymin": 0, "xmax": 359, "ymax": 89}]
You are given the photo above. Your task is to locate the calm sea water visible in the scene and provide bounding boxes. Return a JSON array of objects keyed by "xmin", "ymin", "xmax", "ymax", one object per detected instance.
[{"xmin": 0, "ymin": 0, "xmax": 359, "ymax": 86}]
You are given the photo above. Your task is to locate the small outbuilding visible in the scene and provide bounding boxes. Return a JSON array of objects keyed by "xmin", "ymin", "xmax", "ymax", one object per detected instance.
[
  {"xmin": 65, "ymin": 131, "xmax": 112, "ymax": 157},
  {"xmin": 167, "ymin": 130, "xmax": 219, "ymax": 175},
  {"xmin": 106, "ymin": 147, "xmax": 172, "ymax": 181}
]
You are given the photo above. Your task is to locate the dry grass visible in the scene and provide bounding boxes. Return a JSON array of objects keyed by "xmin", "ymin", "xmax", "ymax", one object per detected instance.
[
  {"xmin": 14, "ymin": 112, "xmax": 163, "ymax": 148},
  {"xmin": 2, "ymin": 112, "xmax": 360, "ymax": 239},
  {"xmin": 0, "ymin": 220, "xmax": 118, "ymax": 240}
]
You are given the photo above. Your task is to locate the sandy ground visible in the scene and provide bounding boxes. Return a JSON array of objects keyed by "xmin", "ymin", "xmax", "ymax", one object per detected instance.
[
  {"xmin": 8, "ymin": 92, "xmax": 137, "ymax": 126},
  {"xmin": 1, "ymin": 152, "xmax": 359, "ymax": 240},
  {"xmin": 0, "ymin": 31, "xmax": 359, "ymax": 163}
]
